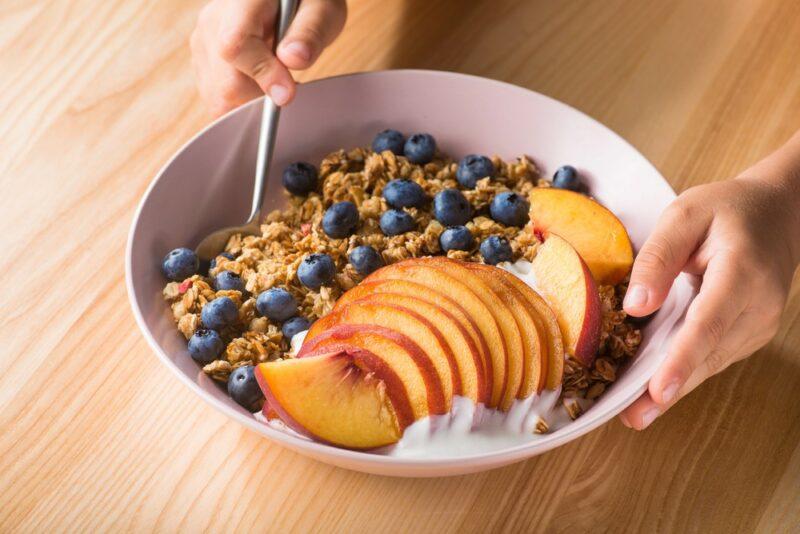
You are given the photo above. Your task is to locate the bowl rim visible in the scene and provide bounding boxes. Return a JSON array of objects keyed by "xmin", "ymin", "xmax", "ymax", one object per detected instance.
[{"xmin": 126, "ymin": 69, "xmax": 674, "ymax": 469}]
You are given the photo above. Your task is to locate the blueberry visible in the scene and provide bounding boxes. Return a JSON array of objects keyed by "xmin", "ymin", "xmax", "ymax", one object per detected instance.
[
  {"xmin": 456, "ymin": 154, "xmax": 495, "ymax": 188},
  {"xmin": 383, "ymin": 179, "xmax": 427, "ymax": 209},
  {"xmin": 187, "ymin": 328, "xmax": 224, "ymax": 364},
  {"xmin": 379, "ymin": 209, "xmax": 416, "ymax": 236},
  {"xmin": 215, "ymin": 271, "xmax": 245, "ymax": 292},
  {"xmin": 227, "ymin": 365, "xmax": 264, "ymax": 412},
  {"xmin": 553, "ymin": 165, "xmax": 581, "ymax": 191},
  {"xmin": 489, "ymin": 192, "xmax": 530, "ymax": 227},
  {"xmin": 209, "ymin": 251, "xmax": 234, "ymax": 272},
  {"xmin": 439, "ymin": 225, "xmax": 474, "ymax": 252},
  {"xmin": 282, "ymin": 316, "xmax": 311, "ymax": 340},
  {"xmin": 433, "ymin": 188, "xmax": 472, "ymax": 227},
  {"xmin": 282, "ymin": 162, "xmax": 318, "ymax": 195},
  {"xmin": 403, "ymin": 133, "xmax": 436, "ymax": 164},
  {"xmin": 480, "ymin": 236, "xmax": 513, "ymax": 265},
  {"xmin": 372, "ymin": 129, "xmax": 405, "ymax": 155},
  {"xmin": 322, "ymin": 201, "xmax": 359, "ymax": 239},
  {"xmin": 256, "ymin": 288, "xmax": 297, "ymax": 321},
  {"xmin": 297, "ymin": 253, "xmax": 336, "ymax": 289},
  {"xmin": 349, "ymin": 245, "xmax": 384, "ymax": 275},
  {"xmin": 201, "ymin": 297, "xmax": 238, "ymax": 330},
  {"xmin": 161, "ymin": 247, "xmax": 198, "ymax": 281}
]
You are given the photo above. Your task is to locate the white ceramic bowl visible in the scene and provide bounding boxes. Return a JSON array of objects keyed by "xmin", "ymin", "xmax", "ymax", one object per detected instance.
[{"xmin": 126, "ymin": 70, "xmax": 695, "ymax": 477}]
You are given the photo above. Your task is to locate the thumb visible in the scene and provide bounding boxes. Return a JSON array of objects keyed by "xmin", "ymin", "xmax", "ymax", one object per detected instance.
[{"xmin": 624, "ymin": 199, "xmax": 711, "ymax": 316}]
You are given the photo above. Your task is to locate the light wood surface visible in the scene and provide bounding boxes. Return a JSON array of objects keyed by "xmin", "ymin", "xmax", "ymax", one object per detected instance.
[{"xmin": 2, "ymin": 0, "xmax": 799, "ymax": 532}]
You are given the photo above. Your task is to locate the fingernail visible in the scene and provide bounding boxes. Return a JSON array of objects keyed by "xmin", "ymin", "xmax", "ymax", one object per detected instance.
[
  {"xmin": 624, "ymin": 284, "xmax": 648, "ymax": 309},
  {"xmin": 281, "ymin": 41, "xmax": 311, "ymax": 62},
  {"xmin": 619, "ymin": 413, "xmax": 632, "ymax": 428},
  {"xmin": 270, "ymin": 84, "xmax": 289, "ymax": 106},
  {"xmin": 641, "ymin": 407, "xmax": 660, "ymax": 429},
  {"xmin": 661, "ymin": 380, "xmax": 680, "ymax": 404}
]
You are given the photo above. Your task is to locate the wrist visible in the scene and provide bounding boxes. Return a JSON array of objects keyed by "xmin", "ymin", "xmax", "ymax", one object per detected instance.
[
  {"xmin": 774, "ymin": 174, "xmax": 800, "ymax": 269},
  {"xmin": 739, "ymin": 138, "xmax": 800, "ymax": 269},
  {"xmin": 770, "ymin": 144, "xmax": 800, "ymax": 268}
]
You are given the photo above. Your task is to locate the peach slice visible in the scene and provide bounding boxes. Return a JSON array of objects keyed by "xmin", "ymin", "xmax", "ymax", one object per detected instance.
[
  {"xmin": 491, "ymin": 267, "xmax": 565, "ymax": 389},
  {"xmin": 306, "ymin": 313, "xmax": 337, "ymax": 338},
  {"xmin": 298, "ymin": 324, "xmax": 447, "ymax": 416},
  {"xmin": 413, "ymin": 257, "xmax": 525, "ymax": 411},
  {"xmin": 336, "ymin": 293, "xmax": 485, "ymax": 404},
  {"xmin": 332, "ymin": 295, "xmax": 483, "ymax": 401},
  {"xmin": 255, "ymin": 349, "xmax": 413, "ymax": 449},
  {"xmin": 333, "ymin": 282, "xmax": 489, "ymax": 404},
  {"xmin": 367, "ymin": 261, "xmax": 509, "ymax": 409},
  {"xmin": 305, "ymin": 301, "xmax": 457, "ymax": 410},
  {"xmin": 463, "ymin": 262, "xmax": 544, "ymax": 398},
  {"xmin": 528, "ymin": 188, "xmax": 633, "ymax": 285},
  {"xmin": 530, "ymin": 233, "xmax": 601, "ymax": 366}
]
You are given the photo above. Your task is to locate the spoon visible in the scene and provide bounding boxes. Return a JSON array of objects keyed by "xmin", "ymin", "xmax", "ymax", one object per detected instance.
[{"xmin": 195, "ymin": 0, "xmax": 298, "ymax": 262}]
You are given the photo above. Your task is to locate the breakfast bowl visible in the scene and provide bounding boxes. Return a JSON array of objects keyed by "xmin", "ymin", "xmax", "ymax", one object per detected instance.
[{"xmin": 126, "ymin": 70, "xmax": 695, "ymax": 477}]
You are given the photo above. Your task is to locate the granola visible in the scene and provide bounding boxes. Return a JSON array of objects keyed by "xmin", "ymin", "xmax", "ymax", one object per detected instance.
[{"xmin": 162, "ymin": 146, "xmax": 641, "ymax": 404}]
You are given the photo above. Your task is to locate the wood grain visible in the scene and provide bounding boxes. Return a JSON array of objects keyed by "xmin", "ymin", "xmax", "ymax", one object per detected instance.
[{"xmin": 2, "ymin": 0, "xmax": 800, "ymax": 532}]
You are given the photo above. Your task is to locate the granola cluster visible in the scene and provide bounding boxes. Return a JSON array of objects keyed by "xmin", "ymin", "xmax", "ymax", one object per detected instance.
[{"xmin": 162, "ymin": 146, "xmax": 641, "ymax": 403}]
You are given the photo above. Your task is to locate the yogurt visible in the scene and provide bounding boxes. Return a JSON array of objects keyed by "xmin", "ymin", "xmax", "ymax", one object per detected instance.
[
  {"xmin": 499, "ymin": 258, "xmax": 537, "ymax": 290},
  {"xmin": 387, "ymin": 390, "xmax": 566, "ymax": 457},
  {"xmin": 289, "ymin": 329, "xmax": 307, "ymax": 355}
]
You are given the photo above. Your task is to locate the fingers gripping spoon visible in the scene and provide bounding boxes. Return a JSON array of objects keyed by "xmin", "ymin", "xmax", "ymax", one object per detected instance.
[{"xmin": 195, "ymin": 0, "xmax": 298, "ymax": 262}]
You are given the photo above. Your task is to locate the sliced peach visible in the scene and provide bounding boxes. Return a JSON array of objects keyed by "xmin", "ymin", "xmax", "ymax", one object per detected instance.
[
  {"xmin": 463, "ymin": 262, "xmax": 544, "ymax": 398},
  {"xmin": 304, "ymin": 301, "xmax": 457, "ymax": 410},
  {"xmin": 306, "ymin": 313, "xmax": 336, "ymax": 339},
  {"xmin": 413, "ymin": 257, "xmax": 525, "ymax": 411},
  {"xmin": 255, "ymin": 349, "xmax": 413, "ymax": 449},
  {"xmin": 262, "ymin": 403, "xmax": 280, "ymax": 421},
  {"xmin": 493, "ymin": 267, "xmax": 565, "ymax": 389},
  {"xmin": 528, "ymin": 188, "xmax": 633, "ymax": 285},
  {"xmin": 530, "ymin": 233, "xmax": 601, "ymax": 366},
  {"xmin": 333, "ymin": 283, "xmax": 488, "ymax": 404},
  {"xmin": 341, "ymin": 293, "xmax": 484, "ymax": 403},
  {"xmin": 334, "ymin": 296, "xmax": 477, "ymax": 401},
  {"xmin": 367, "ymin": 261, "xmax": 509, "ymax": 408},
  {"xmin": 298, "ymin": 324, "xmax": 447, "ymax": 416}
]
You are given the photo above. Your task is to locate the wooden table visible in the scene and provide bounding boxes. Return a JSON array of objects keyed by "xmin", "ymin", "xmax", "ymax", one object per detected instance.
[{"xmin": 2, "ymin": 0, "xmax": 799, "ymax": 531}]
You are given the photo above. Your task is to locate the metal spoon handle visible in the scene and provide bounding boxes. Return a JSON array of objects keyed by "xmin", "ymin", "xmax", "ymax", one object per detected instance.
[{"xmin": 248, "ymin": 0, "xmax": 298, "ymax": 224}]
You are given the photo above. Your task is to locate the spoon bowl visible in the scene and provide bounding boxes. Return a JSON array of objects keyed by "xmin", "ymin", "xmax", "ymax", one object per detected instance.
[{"xmin": 195, "ymin": 220, "xmax": 261, "ymax": 262}]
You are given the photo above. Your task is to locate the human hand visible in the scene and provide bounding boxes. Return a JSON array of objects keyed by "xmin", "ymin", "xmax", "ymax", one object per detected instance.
[
  {"xmin": 620, "ymin": 136, "xmax": 800, "ymax": 430},
  {"xmin": 190, "ymin": 0, "xmax": 347, "ymax": 116}
]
